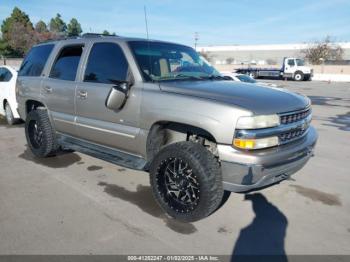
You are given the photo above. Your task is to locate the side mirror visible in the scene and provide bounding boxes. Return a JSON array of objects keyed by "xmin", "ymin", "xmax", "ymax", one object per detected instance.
[{"xmin": 105, "ymin": 82, "xmax": 130, "ymax": 111}]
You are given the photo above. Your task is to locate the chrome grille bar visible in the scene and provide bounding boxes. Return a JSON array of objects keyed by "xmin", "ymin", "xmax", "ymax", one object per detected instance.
[{"xmin": 279, "ymin": 107, "xmax": 311, "ymax": 125}]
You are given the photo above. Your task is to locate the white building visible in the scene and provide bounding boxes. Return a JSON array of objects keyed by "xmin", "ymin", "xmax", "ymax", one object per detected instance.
[{"xmin": 197, "ymin": 43, "xmax": 350, "ymax": 65}]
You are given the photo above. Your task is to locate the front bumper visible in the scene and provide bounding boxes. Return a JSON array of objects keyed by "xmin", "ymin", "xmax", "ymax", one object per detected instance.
[
  {"xmin": 304, "ymin": 73, "xmax": 312, "ymax": 80},
  {"xmin": 218, "ymin": 126, "xmax": 318, "ymax": 192}
]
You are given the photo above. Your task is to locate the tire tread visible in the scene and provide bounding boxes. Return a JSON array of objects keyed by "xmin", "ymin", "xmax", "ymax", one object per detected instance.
[
  {"xmin": 150, "ymin": 141, "xmax": 224, "ymax": 222},
  {"xmin": 25, "ymin": 109, "xmax": 57, "ymax": 157}
]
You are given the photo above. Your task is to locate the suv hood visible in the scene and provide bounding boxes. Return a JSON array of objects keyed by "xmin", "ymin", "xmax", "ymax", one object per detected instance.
[{"xmin": 159, "ymin": 81, "xmax": 309, "ymax": 115}]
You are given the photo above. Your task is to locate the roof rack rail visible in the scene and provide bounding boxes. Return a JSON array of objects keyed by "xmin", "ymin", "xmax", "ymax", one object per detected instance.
[
  {"xmin": 39, "ymin": 35, "xmax": 79, "ymax": 44},
  {"xmin": 39, "ymin": 39, "xmax": 57, "ymax": 44},
  {"xmin": 38, "ymin": 33, "xmax": 119, "ymax": 44},
  {"xmin": 82, "ymin": 33, "xmax": 119, "ymax": 38}
]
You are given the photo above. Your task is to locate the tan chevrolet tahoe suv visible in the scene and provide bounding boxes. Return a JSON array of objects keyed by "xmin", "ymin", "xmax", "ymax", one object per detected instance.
[{"xmin": 16, "ymin": 34, "xmax": 317, "ymax": 222}]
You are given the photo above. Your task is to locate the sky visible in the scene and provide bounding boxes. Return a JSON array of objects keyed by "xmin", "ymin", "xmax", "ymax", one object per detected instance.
[{"xmin": 1, "ymin": 0, "xmax": 350, "ymax": 47}]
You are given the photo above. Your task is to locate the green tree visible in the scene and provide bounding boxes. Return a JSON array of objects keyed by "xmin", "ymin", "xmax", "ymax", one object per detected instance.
[
  {"xmin": 49, "ymin": 13, "xmax": 67, "ymax": 35},
  {"xmin": 67, "ymin": 18, "xmax": 82, "ymax": 37},
  {"xmin": 35, "ymin": 20, "xmax": 48, "ymax": 33},
  {"xmin": 1, "ymin": 7, "xmax": 33, "ymax": 37},
  {"xmin": 35, "ymin": 20, "xmax": 58, "ymax": 43},
  {"xmin": 0, "ymin": 7, "xmax": 35, "ymax": 56},
  {"xmin": 7, "ymin": 21, "xmax": 36, "ymax": 56},
  {"xmin": 0, "ymin": 39, "xmax": 13, "ymax": 57}
]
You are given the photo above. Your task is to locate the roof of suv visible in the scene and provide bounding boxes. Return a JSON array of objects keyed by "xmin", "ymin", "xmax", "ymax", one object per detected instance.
[{"xmin": 35, "ymin": 33, "xmax": 181, "ymax": 47}]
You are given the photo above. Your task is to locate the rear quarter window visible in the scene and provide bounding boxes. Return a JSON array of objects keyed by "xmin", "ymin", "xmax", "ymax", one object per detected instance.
[
  {"xmin": 4, "ymin": 69, "xmax": 13, "ymax": 81},
  {"xmin": 19, "ymin": 44, "xmax": 55, "ymax": 77}
]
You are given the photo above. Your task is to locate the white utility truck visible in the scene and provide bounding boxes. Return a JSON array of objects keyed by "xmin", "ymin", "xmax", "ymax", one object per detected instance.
[{"xmin": 236, "ymin": 57, "xmax": 313, "ymax": 81}]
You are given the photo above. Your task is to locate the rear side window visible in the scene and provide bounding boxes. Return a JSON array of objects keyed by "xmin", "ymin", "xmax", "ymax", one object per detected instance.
[
  {"xmin": 4, "ymin": 69, "xmax": 13, "ymax": 81},
  {"xmin": 19, "ymin": 44, "xmax": 54, "ymax": 77},
  {"xmin": 84, "ymin": 42, "xmax": 128, "ymax": 84},
  {"xmin": 50, "ymin": 45, "xmax": 83, "ymax": 81},
  {"xmin": 0, "ymin": 68, "xmax": 5, "ymax": 82}
]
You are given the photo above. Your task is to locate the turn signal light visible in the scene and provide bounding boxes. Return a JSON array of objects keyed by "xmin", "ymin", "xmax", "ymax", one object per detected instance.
[
  {"xmin": 234, "ymin": 139, "xmax": 255, "ymax": 149},
  {"xmin": 233, "ymin": 136, "xmax": 279, "ymax": 150}
]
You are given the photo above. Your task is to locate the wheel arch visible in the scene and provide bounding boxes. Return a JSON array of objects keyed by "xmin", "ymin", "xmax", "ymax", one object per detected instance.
[
  {"xmin": 3, "ymin": 99, "xmax": 8, "ymax": 110},
  {"xmin": 25, "ymin": 100, "xmax": 47, "ymax": 116},
  {"xmin": 146, "ymin": 120, "xmax": 218, "ymax": 163}
]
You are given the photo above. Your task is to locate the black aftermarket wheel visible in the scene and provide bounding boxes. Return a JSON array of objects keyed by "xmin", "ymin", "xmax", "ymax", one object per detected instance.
[
  {"xmin": 150, "ymin": 141, "xmax": 224, "ymax": 222},
  {"xmin": 25, "ymin": 109, "xmax": 58, "ymax": 157}
]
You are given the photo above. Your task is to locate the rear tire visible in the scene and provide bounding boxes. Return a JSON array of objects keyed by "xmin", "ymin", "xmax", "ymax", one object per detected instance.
[
  {"xmin": 150, "ymin": 141, "xmax": 224, "ymax": 222},
  {"xmin": 5, "ymin": 103, "xmax": 17, "ymax": 125},
  {"xmin": 25, "ymin": 109, "xmax": 58, "ymax": 158}
]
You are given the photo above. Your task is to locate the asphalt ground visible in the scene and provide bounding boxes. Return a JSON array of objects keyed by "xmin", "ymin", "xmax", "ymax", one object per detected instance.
[{"xmin": 0, "ymin": 80, "xmax": 349, "ymax": 256}]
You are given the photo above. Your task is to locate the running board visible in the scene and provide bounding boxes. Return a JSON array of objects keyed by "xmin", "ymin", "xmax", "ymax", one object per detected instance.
[{"xmin": 56, "ymin": 134, "xmax": 147, "ymax": 170}]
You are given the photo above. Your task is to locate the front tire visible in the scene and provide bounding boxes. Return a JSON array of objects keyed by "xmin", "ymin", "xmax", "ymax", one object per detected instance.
[
  {"xmin": 25, "ymin": 109, "xmax": 58, "ymax": 158},
  {"xmin": 249, "ymin": 71, "xmax": 258, "ymax": 79},
  {"xmin": 294, "ymin": 71, "xmax": 304, "ymax": 81},
  {"xmin": 150, "ymin": 141, "xmax": 224, "ymax": 222}
]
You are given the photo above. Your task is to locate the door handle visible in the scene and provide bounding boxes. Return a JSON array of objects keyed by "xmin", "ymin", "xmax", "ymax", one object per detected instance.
[
  {"xmin": 78, "ymin": 91, "xmax": 87, "ymax": 99},
  {"xmin": 44, "ymin": 86, "xmax": 52, "ymax": 93}
]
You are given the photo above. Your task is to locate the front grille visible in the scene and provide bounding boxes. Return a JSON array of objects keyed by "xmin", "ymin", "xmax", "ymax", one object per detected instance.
[
  {"xmin": 279, "ymin": 128, "xmax": 307, "ymax": 143},
  {"xmin": 280, "ymin": 108, "xmax": 311, "ymax": 125},
  {"xmin": 235, "ymin": 107, "xmax": 312, "ymax": 148}
]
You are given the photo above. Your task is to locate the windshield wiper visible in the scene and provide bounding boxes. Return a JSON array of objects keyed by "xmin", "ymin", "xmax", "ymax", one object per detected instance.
[
  {"xmin": 156, "ymin": 74, "xmax": 226, "ymax": 82},
  {"xmin": 173, "ymin": 73, "xmax": 202, "ymax": 80},
  {"xmin": 156, "ymin": 74, "xmax": 202, "ymax": 81}
]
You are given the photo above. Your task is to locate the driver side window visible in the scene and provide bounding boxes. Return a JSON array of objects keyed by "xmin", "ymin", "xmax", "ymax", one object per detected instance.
[
  {"xmin": 288, "ymin": 59, "xmax": 295, "ymax": 67},
  {"xmin": 84, "ymin": 42, "xmax": 129, "ymax": 84}
]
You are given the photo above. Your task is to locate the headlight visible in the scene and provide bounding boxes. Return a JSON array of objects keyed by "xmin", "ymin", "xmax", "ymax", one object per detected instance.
[
  {"xmin": 236, "ymin": 115, "xmax": 280, "ymax": 129},
  {"xmin": 233, "ymin": 136, "xmax": 279, "ymax": 150}
]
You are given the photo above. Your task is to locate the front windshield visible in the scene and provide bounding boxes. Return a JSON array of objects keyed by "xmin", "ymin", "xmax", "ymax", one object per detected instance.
[
  {"xmin": 128, "ymin": 41, "xmax": 221, "ymax": 81},
  {"xmin": 296, "ymin": 59, "xmax": 305, "ymax": 66},
  {"xmin": 236, "ymin": 74, "xmax": 256, "ymax": 83}
]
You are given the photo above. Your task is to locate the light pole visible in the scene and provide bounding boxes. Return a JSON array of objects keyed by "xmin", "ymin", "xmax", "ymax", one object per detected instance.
[{"xmin": 194, "ymin": 32, "xmax": 199, "ymax": 50}]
